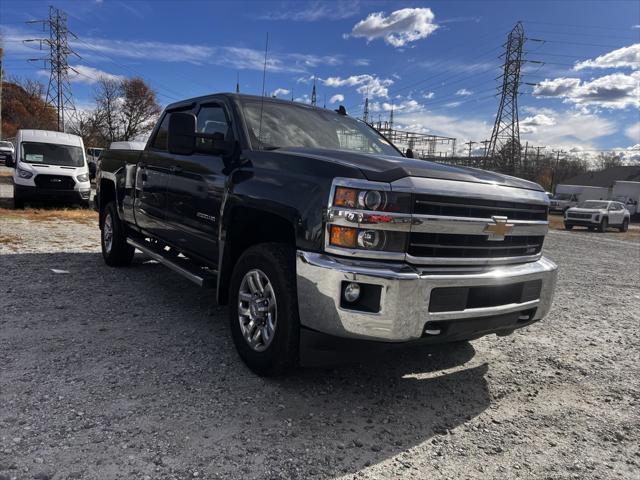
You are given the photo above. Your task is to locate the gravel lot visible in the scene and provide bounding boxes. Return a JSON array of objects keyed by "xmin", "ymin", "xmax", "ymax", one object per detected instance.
[{"xmin": 1, "ymin": 171, "xmax": 639, "ymax": 479}]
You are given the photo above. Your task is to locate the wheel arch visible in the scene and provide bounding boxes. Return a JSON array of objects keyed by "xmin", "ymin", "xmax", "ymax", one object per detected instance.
[{"xmin": 217, "ymin": 206, "xmax": 297, "ymax": 305}]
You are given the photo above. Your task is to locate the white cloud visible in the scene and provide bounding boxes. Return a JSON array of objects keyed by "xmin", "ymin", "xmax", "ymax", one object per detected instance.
[
  {"xmin": 455, "ymin": 88, "xmax": 473, "ymax": 96},
  {"xmin": 329, "ymin": 94, "xmax": 345, "ymax": 103},
  {"xmin": 322, "ymin": 74, "xmax": 394, "ymax": 98},
  {"xmin": 445, "ymin": 101, "xmax": 462, "ymax": 108},
  {"xmin": 632, "ymin": 25, "xmax": 640, "ymax": 29},
  {"xmin": 519, "ymin": 107, "xmax": 617, "ymax": 149},
  {"xmin": 347, "ymin": 8, "xmax": 438, "ymax": 47},
  {"xmin": 259, "ymin": 1, "xmax": 359, "ymax": 21},
  {"xmin": 70, "ymin": 65, "xmax": 124, "ymax": 84},
  {"xmin": 574, "ymin": 44, "xmax": 640, "ymax": 71},
  {"xmin": 626, "ymin": 122, "xmax": 640, "ymax": 142},
  {"xmin": 272, "ymin": 88, "xmax": 290, "ymax": 97},
  {"xmin": 370, "ymin": 99, "xmax": 423, "ymax": 113},
  {"xmin": 422, "ymin": 91, "xmax": 435, "ymax": 99},
  {"xmin": 533, "ymin": 72, "xmax": 640, "ymax": 109}
]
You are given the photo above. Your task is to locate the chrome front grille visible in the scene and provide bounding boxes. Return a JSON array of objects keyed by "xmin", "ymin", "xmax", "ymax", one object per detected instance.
[
  {"xmin": 414, "ymin": 194, "xmax": 548, "ymax": 221},
  {"xmin": 408, "ymin": 233, "xmax": 545, "ymax": 258}
]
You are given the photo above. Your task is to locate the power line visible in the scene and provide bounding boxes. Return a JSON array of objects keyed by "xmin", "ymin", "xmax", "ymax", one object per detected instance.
[{"xmin": 25, "ymin": 6, "xmax": 80, "ymax": 132}]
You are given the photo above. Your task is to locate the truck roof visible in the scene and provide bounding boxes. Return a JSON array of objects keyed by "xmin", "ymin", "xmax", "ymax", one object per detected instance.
[
  {"xmin": 165, "ymin": 92, "xmax": 329, "ymax": 112},
  {"xmin": 17, "ymin": 129, "xmax": 84, "ymax": 147}
]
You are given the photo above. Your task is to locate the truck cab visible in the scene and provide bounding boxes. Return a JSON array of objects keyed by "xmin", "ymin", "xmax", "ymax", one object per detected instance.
[
  {"xmin": 96, "ymin": 93, "xmax": 558, "ymax": 376},
  {"xmin": 9, "ymin": 129, "xmax": 91, "ymax": 208}
]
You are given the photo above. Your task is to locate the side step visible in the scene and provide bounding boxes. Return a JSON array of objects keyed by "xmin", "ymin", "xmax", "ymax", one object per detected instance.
[{"xmin": 127, "ymin": 238, "xmax": 217, "ymax": 288}]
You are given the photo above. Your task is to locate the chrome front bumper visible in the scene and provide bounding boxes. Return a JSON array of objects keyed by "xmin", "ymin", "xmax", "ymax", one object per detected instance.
[{"xmin": 296, "ymin": 251, "xmax": 558, "ymax": 342}]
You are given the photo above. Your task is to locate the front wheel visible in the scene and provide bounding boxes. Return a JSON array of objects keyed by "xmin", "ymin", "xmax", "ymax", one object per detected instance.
[
  {"xmin": 228, "ymin": 243, "xmax": 299, "ymax": 376},
  {"xmin": 619, "ymin": 219, "xmax": 629, "ymax": 232},
  {"xmin": 564, "ymin": 223, "xmax": 573, "ymax": 230},
  {"xmin": 599, "ymin": 217, "xmax": 608, "ymax": 233},
  {"xmin": 100, "ymin": 202, "xmax": 134, "ymax": 266}
]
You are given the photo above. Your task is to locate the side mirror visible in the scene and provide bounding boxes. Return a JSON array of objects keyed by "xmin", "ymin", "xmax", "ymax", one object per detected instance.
[
  {"xmin": 168, "ymin": 112, "xmax": 197, "ymax": 155},
  {"xmin": 405, "ymin": 148, "xmax": 415, "ymax": 159}
]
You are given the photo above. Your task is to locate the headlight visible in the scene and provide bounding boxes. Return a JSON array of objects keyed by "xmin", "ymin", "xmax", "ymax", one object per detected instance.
[
  {"xmin": 76, "ymin": 173, "xmax": 90, "ymax": 182},
  {"xmin": 329, "ymin": 226, "xmax": 406, "ymax": 252},
  {"xmin": 17, "ymin": 168, "xmax": 33, "ymax": 179},
  {"xmin": 333, "ymin": 186, "xmax": 410, "ymax": 212}
]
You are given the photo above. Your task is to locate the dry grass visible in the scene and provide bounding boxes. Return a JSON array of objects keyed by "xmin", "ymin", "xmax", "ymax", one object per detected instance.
[
  {"xmin": 547, "ymin": 213, "xmax": 640, "ymax": 242},
  {"xmin": 0, "ymin": 169, "xmax": 12, "ymax": 177},
  {"xmin": 0, "ymin": 207, "xmax": 97, "ymax": 225},
  {"xmin": 0, "ymin": 233, "xmax": 21, "ymax": 251}
]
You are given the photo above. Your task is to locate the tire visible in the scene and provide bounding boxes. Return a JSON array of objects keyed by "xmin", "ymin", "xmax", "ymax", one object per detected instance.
[
  {"xmin": 588, "ymin": 226, "xmax": 595, "ymax": 231},
  {"xmin": 100, "ymin": 202, "xmax": 134, "ymax": 266},
  {"xmin": 620, "ymin": 218, "xmax": 629, "ymax": 233},
  {"xmin": 598, "ymin": 217, "xmax": 608, "ymax": 233},
  {"xmin": 564, "ymin": 223, "xmax": 573, "ymax": 230},
  {"xmin": 228, "ymin": 243, "xmax": 299, "ymax": 376}
]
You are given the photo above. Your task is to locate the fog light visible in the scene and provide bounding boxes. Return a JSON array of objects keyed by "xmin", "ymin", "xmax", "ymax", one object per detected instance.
[
  {"xmin": 343, "ymin": 282, "xmax": 361, "ymax": 302},
  {"xmin": 357, "ymin": 229, "xmax": 384, "ymax": 249}
]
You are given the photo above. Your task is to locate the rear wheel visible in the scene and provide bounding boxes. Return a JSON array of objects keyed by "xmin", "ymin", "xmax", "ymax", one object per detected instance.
[
  {"xmin": 620, "ymin": 218, "xmax": 629, "ymax": 232},
  {"xmin": 228, "ymin": 243, "xmax": 299, "ymax": 376},
  {"xmin": 599, "ymin": 217, "xmax": 608, "ymax": 232},
  {"xmin": 100, "ymin": 202, "xmax": 134, "ymax": 266}
]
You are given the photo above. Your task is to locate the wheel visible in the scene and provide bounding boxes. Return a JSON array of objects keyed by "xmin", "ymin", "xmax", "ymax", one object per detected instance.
[
  {"xmin": 598, "ymin": 217, "xmax": 608, "ymax": 233},
  {"xmin": 619, "ymin": 219, "xmax": 629, "ymax": 232},
  {"xmin": 12, "ymin": 195, "xmax": 24, "ymax": 209},
  {"xmin": 228, "ymin": 243, "xmax": 299, "ymax": 376},
  {"xmin": 100, "ymin": 202, "xmax": 134, "ymax": 266},
  {"xmin": 564, "ymin": 223, "xmax": 573, "ymax": 230},
  {"xmin": 588, "ymin": 226, "xmax": 595, "ymax": 231}
]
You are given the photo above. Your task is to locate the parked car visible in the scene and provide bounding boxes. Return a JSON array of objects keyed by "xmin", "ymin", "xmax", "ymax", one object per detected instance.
[
  {"xmin": 96, "ymin": 93, "xmax": 558, "ymax": 376},
  {"xmin": 0, "ymin": 140, "xmax": 15, "ymax": 165},
  {"xmin": 7, "ymin": 129, "xmax": 91, "ymax": 208},
  {"xmin": 86, "ymin": 147, "xmax": 104, "ymax": 179},
  {"xmin": 564, "ymin": 200, "xmax": 630, "ymax": 232}
]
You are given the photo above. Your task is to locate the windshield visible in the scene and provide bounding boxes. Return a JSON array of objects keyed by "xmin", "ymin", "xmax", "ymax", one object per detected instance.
[
  {"xmin": 241, "ymin": 100, "xmax": 402, "ymax": 156},
  {"xmin": 577, "ymin": 201, "xmax": 609, "ymax": 209},
  {"xmin": 554, "ymin": 193, "xmax": 574, "ymax": 201},
  {"xmin": 0, "ymin": 141, "xmax": 13, "ymax": 149},
  {"xmin": 21, "ymin": 142, "xmax": 84, "ymax": 167}
]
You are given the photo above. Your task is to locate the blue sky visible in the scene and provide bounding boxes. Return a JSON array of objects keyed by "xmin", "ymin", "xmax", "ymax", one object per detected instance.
[{"xmin": 1, "ymin": 0, "xmax": 639, "ymax": 158}]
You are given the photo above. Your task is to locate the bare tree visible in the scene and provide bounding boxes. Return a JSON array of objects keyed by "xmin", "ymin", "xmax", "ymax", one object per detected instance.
[
  {"xmin": 119, "ymin": 78, "xmax": 161, "ymax": 141},
  {"xmin": 594, "ymin": 152, "xmax": 623, "ymax": 171},
  {"xmin": 93, "ymin": 77, "xmax": 122, "ymax": 143}
]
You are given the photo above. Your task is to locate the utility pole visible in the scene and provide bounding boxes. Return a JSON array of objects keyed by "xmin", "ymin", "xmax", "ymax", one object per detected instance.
[
  {"xmin": 25, "ymin": 6, "xmax": 80, "ymax": 132},
  {"xmin": 488, "ymin": 22, "xmax": 525, "ymax": 173},
  {"xmin": 465, "ymin": 141, "xmax": 477, "ymax": 158},
  {"xmin": 480, "ymin": 139, "xmax": 490, "ymax": 157},
  {"xmin": 551, "ymin": 149, "xmax": 563, "ymax": 192},
  {"xmin": 311, "ymin": 75, "xmax": 317, "ymax": 106},
  {"xmin": 235, "ymin": 72, "xmax": 240, "ymax": 93},
  {"xmin": 389, "ymin": 105, "xmax": 394, "ymax": 130},
  {"xmin": 363, "ymin": 97, "xmax": 369, "ymax": 124},
  {"xmin": 535, "ymin": 146, "xmax": 544, "ymax": 162}
]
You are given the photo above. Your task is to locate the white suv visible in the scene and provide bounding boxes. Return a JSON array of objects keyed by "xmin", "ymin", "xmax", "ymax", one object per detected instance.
[{"xmin": 564, "ymin": 200, "xmax": 630, "ymax": 232}]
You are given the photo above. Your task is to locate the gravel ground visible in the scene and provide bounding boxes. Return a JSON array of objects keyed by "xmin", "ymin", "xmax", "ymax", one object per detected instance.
[{"xmin": 1, "ymin": 190, "xmax": 639, "ymax": 479}]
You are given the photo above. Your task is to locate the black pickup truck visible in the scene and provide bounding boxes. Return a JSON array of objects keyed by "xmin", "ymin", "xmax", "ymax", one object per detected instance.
[{"xmin": 95, "ymin": 93, "xmax": 558, "ymax": 375}]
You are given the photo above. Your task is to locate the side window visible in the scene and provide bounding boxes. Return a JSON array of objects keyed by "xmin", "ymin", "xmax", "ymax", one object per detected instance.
[
  {"xmin": 196, "ymin": 104, "xmax": 233, "ymax": 150},
  {"xmin": 151, "ymin": 114, "xmax": 170, "ymax": 151}
]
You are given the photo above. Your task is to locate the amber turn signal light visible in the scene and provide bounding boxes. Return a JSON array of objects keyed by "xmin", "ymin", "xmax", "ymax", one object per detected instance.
[
  {"xmin": 334, "ymin": 187, "xmax": 358, "ymax": 208},
  {"xmin": 330, "ymin": 225, "xmax": 357, "ymax": 248}
]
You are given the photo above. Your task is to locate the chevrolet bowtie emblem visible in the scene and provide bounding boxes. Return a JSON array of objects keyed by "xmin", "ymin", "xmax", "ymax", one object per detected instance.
[{"xmin": 483, "ymin": 216, "xmax": 514, "ymax": 241}]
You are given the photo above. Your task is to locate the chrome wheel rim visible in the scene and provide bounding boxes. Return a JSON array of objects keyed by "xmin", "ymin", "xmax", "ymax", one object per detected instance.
[
  {"xmin": 103, "ymin": 213, "xmax": 114, "ymax": 253},
  {"xmin": 238, "ymin": 269, "xmax": 277, "ymax": 352}
]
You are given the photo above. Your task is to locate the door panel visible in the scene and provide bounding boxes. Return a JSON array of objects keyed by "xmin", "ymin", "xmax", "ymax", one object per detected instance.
[
  {"xmin": 133, "ymin": 149, "xmax": 173, "ymax": 239},
  {"xmin": 164, "ymin": 103, "xmax": 232, "ymax": 262}
]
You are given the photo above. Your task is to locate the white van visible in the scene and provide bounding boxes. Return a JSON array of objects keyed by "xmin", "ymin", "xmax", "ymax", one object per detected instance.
[{"xmin": 8, "ymin": 129, "xmax": 91, "ymax": 208}]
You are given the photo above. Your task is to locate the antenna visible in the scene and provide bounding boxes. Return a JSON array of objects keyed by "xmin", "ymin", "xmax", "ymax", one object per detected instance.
[
  {"xmin": 258, "ymin": 32, "xmax": 269, "ymax": 145},
  {"xmin": 236, "ymin": 72, "xmax": 240, "ymax": 93}
]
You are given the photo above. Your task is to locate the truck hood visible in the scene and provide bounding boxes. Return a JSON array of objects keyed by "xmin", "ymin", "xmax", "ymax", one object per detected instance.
[
  {"xmin": 567, "ymin": 208, "xmax": 605, "ymax": 214},
  {"xmin": 278, "ymin": 147, "xmax": 543, "ymax": 191},
  {"xmin": 18, "ymin": 162, "xmax": 88, "ymax": 176}
]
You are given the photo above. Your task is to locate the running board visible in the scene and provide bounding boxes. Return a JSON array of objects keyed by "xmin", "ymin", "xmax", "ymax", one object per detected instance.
[{"xmin": 127, "ymin": 238, "xmax": 217, "ymax": 288}]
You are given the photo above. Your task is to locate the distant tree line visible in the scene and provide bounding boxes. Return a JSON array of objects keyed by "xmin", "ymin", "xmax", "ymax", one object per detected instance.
[{"xmin": 1, "ymin": 76, "xmax": 161, "ymax": 149}]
